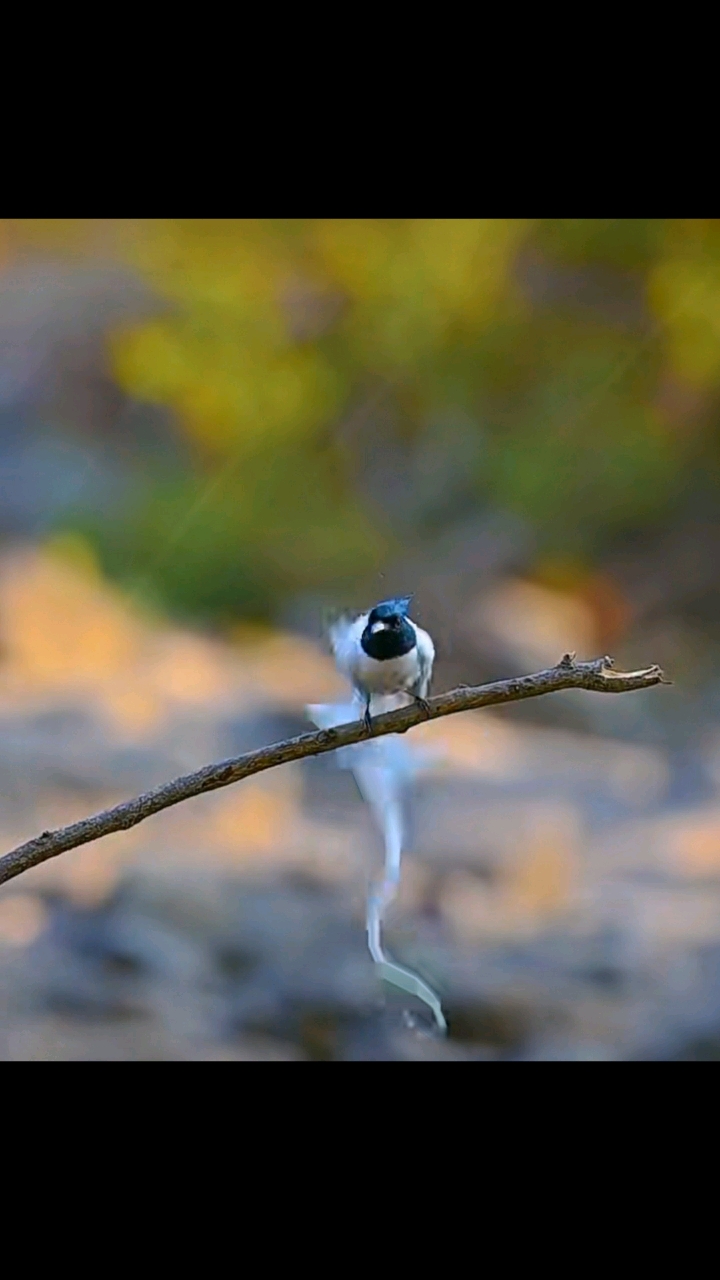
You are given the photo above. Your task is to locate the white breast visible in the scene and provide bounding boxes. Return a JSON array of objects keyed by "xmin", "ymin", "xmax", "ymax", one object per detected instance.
[{"xmin": 352, "ymin": 645, "xmax": 422, "ymax": 694}]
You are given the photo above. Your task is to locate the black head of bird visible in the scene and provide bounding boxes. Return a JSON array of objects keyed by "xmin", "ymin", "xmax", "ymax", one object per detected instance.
[{"xmin": 361, "ymin": 596, "xmax": 416, "ymax": 660}]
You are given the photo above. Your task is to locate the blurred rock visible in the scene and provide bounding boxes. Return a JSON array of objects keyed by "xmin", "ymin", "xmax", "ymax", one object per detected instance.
[{"xmin": 465, "ymin": 578, "xmax": 599, "ymax": 672}]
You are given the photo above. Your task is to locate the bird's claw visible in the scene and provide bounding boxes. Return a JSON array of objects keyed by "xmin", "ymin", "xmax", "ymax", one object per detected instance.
[{"xmin": 413, "ymin": 695, "xmax": 432, "ymax": 719}]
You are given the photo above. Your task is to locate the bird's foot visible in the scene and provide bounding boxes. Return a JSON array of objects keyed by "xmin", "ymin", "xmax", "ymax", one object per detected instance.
[
  {"xmin": 363, "ymin": 707, "xmax": 374, "ymax": 735},
  {"xmin": 413, "ymin": 694, "xmax": 432, "ymax": 720}
]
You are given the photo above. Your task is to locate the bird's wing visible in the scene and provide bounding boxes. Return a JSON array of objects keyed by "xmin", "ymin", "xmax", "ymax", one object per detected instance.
[
  {"xmin": 328, "ymin": 613, "xmax": 368, "ymax": 682},
  {"xmin": 411, "ymin": 624, "xmax": 435, "ymax": 698}
]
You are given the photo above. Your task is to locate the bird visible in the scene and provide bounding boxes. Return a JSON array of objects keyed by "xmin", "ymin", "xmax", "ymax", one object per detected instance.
[{"xmin": 329, "ymin": 595, "xmax": 435, "ymax": 733}]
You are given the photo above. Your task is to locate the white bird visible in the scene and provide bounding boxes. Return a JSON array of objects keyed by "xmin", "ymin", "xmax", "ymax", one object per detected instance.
[{"xmin": 329, "ymin": 595, "xmax": 435, "ymax": 733}]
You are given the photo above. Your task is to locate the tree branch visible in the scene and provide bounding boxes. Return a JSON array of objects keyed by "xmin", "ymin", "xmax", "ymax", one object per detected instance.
[{"xmin": 0, "ymin": 654, "xmax": 668, "ymax": 888}]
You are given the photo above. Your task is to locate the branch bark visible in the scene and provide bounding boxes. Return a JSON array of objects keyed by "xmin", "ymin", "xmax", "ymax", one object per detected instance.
[{"xmin": 0, "ymin": 654, "xmax": 668, "ymax": 888}]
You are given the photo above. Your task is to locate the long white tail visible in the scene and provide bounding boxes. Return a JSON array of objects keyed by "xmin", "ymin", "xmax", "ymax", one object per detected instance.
[{"xmin": 306, "ymin": 694, "xmax": 446, "ymax": 1033}]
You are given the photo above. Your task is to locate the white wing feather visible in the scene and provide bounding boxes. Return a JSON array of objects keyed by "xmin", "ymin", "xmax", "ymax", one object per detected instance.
[{"xmin": 328, "ymin": 613, "xmax": 368, "ymax": 683}]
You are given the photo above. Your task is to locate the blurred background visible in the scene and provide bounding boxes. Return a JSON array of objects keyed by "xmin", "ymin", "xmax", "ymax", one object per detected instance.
[{"xmin": 2, "ymin": 219, "xmax": 720, "ymax": 1058}]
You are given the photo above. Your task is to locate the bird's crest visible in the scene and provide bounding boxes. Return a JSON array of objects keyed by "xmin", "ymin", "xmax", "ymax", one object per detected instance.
[{"xmin": 374, "ymin": 595, "xmax": 413, "ymax": 616}]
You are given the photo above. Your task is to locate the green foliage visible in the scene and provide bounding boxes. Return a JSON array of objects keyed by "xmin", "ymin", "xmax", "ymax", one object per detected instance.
[{"xmin": 8, "ymin": 218, "xmax": 720, "ymax": 624}]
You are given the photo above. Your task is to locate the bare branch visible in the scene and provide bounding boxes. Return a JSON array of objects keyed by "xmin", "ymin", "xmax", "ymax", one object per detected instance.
[{"xmin": 0, "ymin": 655, "xmax": 668, "ymax": 888}]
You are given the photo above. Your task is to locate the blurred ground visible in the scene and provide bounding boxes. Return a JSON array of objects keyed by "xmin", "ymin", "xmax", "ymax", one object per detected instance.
[{"xmin": 2, "ymin": 547, "xmax": 720, "ymax": 1060}]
